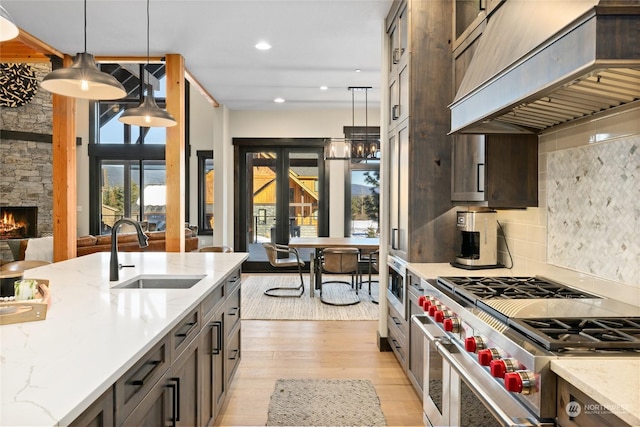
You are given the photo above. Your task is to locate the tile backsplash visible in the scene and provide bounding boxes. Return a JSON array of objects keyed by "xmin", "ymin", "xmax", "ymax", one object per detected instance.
[
  {"xmin": 496, "ymin": 106, "xmax": 640, "ymax": 291},
  {"xmin": 547, "ymin": 136, "xmax": 639, "ymax": 285}
]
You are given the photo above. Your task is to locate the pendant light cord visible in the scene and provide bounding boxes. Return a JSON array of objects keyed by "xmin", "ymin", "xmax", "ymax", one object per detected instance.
[
  {"xmin": 146, "ymin": 0, "xmax": 150, "ymax": 91},
  {"xmin": 83, "ymin": 0, "xmax": 87, "ymax": 53}
]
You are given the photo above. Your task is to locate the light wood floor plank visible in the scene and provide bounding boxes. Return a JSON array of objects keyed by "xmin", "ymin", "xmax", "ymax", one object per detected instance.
[{"xmin": 215, "ymin": 320, "xmax": 423, "ymax": 427}]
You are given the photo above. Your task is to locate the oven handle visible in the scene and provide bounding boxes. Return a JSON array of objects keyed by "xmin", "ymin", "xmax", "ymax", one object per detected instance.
[{"xmin": 434, "ymin": 341, "xmax": 541, "ymax": 427}]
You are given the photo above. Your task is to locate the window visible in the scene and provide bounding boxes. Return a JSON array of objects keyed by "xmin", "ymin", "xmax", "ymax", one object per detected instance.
[
  {"xmin": 197, "ymin": 151, "xmax": 214, "ymax": 234},
  {"xmin": 345, "ymin": 126, "xmax": 380, "ymax": 238},
  {"xmin": 88, "ymin": 62, "xmax": 187, "ymax": 235}
]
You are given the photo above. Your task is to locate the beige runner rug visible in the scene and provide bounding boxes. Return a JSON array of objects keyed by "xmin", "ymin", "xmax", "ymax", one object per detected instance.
[
  {"xmin": 241, "ymin": 274, "xmax": 380, "ymax": 320},
  {"xmin": 266, "ymin": 378, "xmax": 387, "ymax": 426}
]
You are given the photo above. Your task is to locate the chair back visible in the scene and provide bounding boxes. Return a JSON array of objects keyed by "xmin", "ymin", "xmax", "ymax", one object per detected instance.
[
  {"xmin": 0, "ymin": 260, "xmax": 51, "ymax": 273},
  {"xmin": 322, "ymin": 247, "xmax": 359, "ymax": 273},
  {"xmin": 199, "ymin": 245, "xmax": 233, "ymax": 253},
  {"xmin": 262, "ymin": 243, "xmax": 278, "ymax": 267}
]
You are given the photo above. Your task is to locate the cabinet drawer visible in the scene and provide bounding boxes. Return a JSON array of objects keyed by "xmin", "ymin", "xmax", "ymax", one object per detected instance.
[
  {"xmin": 225, "ymin": 328, "xmax": 241, "ymax": 385},
  {"xmin": 70, "ymin": 387, "xmax": 114, "ymax": 427},
  {"xmin": 171, "ymin": 306, "xmax": 200, "ymax": 361},
  {"xmin": 201, "ymin": 282, "xmax": 225, "ymax": 322},
  {"xmin": 387, "ymin": 314, "xmax": 407, "ymax": 367},
  {"xmin": 115, "ymin": 335, "xmax": 170, "ymax": 425},
  {"xmin": 224, "ymin": 278, "xmax": 241, "ymax": 338}
]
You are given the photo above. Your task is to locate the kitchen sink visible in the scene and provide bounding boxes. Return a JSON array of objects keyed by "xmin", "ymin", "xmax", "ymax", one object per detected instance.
[{"xmin": 113, "ymin": 275, "xmax": 206, "ymax": 289}]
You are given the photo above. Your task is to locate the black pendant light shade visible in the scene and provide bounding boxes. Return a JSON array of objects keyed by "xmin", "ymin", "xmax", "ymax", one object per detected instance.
[
  {"xmin": 119, "ymin": 91, "xmax": 177, "ymax": 127},
  {"xmin": 41, "ymin": 52, "xmax": 126, "ymax": 99},
  {"xmin": 118, "ymin": 0, "xmax": 176, "ymax": 128}
]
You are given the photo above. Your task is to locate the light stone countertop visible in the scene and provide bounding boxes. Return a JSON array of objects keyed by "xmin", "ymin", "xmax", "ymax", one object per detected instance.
[
  {"xmin": 550, "ymin": 358, "xmax": 640, "ymax": 427},
  {"xmin": 0, "ymin": 251, "xmax": 248, "ymax": 427},
  {"xmin": 407, "ymin": 262, "xmax": 640, "ymax": 426}
]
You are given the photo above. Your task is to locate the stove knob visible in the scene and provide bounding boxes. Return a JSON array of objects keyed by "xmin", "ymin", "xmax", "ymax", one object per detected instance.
[
  {"xmin": 422, "ymin": 299, "xmax": 432, "ymax": 311},
  {"xmin": 464, "ymin": 336, "xmax": 485, "ymax": 353},
  {"xmin": 504, "ymin": 371, "xmax": 536, "ymax": 395},
  {"xmin": 418, "ymin": 296, "xmax": 426, "ymax": 306},
  {"xmin": 443, "ymin": 317, "xmax": 460, "ymax": 333},
  {"xmin": 428, "ymin": 304, "xmax": 439, "ymax": 317},
  {"xmin": 490, "ymin": 358, "xmax": 520, "ymax": 378},
  {"xmin": 477, "ymin": 348, "xmax": 500, "ymax": 366}
]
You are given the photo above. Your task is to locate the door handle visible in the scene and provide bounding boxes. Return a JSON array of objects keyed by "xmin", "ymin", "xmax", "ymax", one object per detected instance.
[{"xmin": 211, "ymin": 321, "xmax": 222, "ymax": 355}]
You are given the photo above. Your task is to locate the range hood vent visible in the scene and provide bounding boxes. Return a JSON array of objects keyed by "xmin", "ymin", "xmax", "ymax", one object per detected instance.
[{"xmin": 450, "ymin": 0, "xmax": 640, "ymax": 134}]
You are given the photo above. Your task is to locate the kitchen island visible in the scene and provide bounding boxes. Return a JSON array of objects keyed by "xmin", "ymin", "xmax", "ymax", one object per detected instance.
[{"xmin": 0, "ymin": 251, "xmax": 248, "ymax": 427}]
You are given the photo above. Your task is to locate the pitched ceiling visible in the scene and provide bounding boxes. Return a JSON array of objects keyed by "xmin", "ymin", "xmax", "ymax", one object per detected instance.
[{"xmin": 1, "ymin": 0, "xmax": 392, "ymax": 111}]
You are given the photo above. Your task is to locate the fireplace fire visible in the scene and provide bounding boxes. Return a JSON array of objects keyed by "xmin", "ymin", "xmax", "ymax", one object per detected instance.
[{"xmin": 0, "ymin": 207, "xmax": 38, "ymax": 239}]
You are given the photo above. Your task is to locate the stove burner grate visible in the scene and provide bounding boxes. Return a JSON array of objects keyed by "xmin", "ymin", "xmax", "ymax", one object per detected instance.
[
  {"xmin": 511, "ymin": 317, "xmax": 640, "ymax": 351},
  {"xmin": 439, "ymin": 276, "xmax": 600, "ymax": 300}
]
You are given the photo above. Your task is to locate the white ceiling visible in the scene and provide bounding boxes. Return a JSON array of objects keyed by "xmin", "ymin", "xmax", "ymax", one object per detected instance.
[{"xmin": 4, "ymin": 0, "xmax": 392, "ymax": 111}]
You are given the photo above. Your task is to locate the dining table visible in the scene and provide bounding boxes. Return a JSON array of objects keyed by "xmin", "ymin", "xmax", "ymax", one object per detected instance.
[{"xmin": 288, "ymin": 236, "xmax": 380, "ymax": 297}]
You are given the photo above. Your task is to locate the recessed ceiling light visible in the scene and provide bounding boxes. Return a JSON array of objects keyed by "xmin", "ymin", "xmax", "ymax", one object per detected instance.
[
  {"xmin": 355, "ymin": 69, "xmax": 361, "ymax": 73},
  {"xmin": 320, "ymin": 86, "xmax": 328, "ymax": 91},
  {"xmin": 274, "ymin": 98, "xmax": 285, "ymax": 103},
  {"xmin": 255, "ymin": 41, "xmax": 272, "ymax": 50}
]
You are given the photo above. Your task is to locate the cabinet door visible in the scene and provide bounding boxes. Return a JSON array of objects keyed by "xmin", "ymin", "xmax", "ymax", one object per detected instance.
[
  {"xmin": 200, "ymin": 308, "xmax": 225, "ymax": 427},
  {"xmin": 121, "ymin": 378, "xmax": 171, "ymax": 427},
  {"xmin": 70, "ymin": 388, "xmax": 114, "ymax": 427},
  {"xmin": 388, "ymin": 123, "xmax": 409, "ymax": 257},
  {"xmin": 451, "ymin": 134, "xmax": 485, "ymax": 202},
  {"xmin": 170, "ymin": 338, "xmax": 200, "ymax": 427}
]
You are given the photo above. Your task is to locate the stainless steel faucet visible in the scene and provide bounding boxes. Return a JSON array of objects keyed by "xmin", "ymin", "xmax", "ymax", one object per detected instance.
[{"xmin": 109, "ymin": 218, "xmax": 149, "ymax": 281}]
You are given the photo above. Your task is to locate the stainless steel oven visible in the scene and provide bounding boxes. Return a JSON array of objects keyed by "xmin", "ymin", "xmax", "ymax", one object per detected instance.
[
  {"xmin": 387, "ymin": 255, "xmax": 407, "ymax": 319},
  {"xmin": 415, "ymin": 314, "xmax": 550, "ymax": 427}
]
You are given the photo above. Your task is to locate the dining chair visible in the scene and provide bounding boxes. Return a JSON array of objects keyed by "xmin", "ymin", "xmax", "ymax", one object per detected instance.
[
  {"xmin": 319, "ymin": 247, "xmax": 360, "ymax": 306},
  {"xmin": 359, "ymin": 248, "xmax": 379, "ymax": 304},
  {"xmin": 262, "ymin": 242, "xmax": 305, "ymax": 297},
  {"xmin": 199, "ymin": 245, "xmax": 233, "ymax": 253}
]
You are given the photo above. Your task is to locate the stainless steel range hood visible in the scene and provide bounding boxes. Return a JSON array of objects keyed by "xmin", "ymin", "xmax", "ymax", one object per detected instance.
[{"xmin": 449, "ymin": 0, "xmax": 640, "ymax": 135}]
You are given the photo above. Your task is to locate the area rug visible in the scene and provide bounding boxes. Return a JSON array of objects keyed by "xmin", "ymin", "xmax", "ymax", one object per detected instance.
[
  {"xmin": 241, "ymin": 275, "xmax": 380, "ymax": 320},
  {"xmin": 266, "ymin": 379, "xmax": 387, "ymax": 427}
]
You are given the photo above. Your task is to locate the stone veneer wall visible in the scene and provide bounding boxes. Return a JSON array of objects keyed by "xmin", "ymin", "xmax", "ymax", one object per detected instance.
[
  {"xmin": 0, "ymin": 63, "xmax": 53, "ymax": 260},
  {"xmin": 496, "ymin": 105, "xmax": 640, "ymax": 289}
]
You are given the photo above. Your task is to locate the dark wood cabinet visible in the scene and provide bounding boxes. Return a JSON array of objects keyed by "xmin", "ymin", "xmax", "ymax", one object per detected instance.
[
  {"xmin": 69, "ymin": 388, "xmax": 114, "ymax": 427},
  {"xmin": 169, "ymin": 337, "xmax": 200, "ymax": 427},
  {"xmin": 452, "ymin": 134, "xmax": 538, "ymax": 208},
  {"xmin": 385, "ymin": 0, "xmax": 457, "ymax": 263}
]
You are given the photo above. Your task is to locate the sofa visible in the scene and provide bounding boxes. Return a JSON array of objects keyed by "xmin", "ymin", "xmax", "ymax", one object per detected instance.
[
  {"xmin": 76, "ymin": 229, "xmax": 199, "ymax": 256},
  {"xmin": 11, "ymin": 229, "xmax": 199, "ymax": 260}
]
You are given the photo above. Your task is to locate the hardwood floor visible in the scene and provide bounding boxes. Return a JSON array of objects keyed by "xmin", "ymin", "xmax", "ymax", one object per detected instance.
[{"xmin": 215, "ymin": 320, "xmax": 423, "ymax": 427}]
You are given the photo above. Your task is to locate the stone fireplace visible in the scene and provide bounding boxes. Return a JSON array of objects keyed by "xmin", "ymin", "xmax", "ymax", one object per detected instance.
[{"xmin": 0, "ymin": 62, "xmax": 53, "ymax": 262}]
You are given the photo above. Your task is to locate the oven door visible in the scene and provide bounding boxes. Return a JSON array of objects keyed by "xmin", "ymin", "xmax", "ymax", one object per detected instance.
[
  {"xmin": 417, "ymin": 315, "xmax": 453, "ymax": 426},
  {"xmin": 435, "ymin": 340, "xmax": 554, "ymax": 427}
]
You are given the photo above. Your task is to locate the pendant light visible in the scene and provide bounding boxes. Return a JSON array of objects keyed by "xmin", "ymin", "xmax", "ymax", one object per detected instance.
[
  {"xmin": 118, "ymin": 0, "xmax": 176, "ymax": 128},
  {"xmin": 41, "ymin": 0, "xmax": 126, "ymax": 99},
  {"xmin": 325, "ymin": 86, "xmax": 373, "ymax": 160},
  {"xmin": 0, "ymin": 6, "xmax": 19, "ymax": 41}
]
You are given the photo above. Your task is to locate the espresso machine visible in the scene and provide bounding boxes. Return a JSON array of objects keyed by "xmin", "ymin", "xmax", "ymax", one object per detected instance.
[{"xmin": 451, "ymin": 210, "xmax": 502, "ymax": 269}]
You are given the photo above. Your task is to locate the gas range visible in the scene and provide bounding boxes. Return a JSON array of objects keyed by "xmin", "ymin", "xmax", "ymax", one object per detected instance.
[{"xmin": 414, "ymin": 275, "xmax": 640, "ymax": 424}]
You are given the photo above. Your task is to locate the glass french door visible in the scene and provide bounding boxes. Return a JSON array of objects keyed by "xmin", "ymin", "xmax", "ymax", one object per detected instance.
[{"xmin": 235, "ymin": 140, "xmax": 327, "ymax": 269}]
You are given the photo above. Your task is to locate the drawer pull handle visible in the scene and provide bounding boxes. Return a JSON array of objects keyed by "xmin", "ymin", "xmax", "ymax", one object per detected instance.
[
  {"xmin": 229, "ymin": 349, "xmax": 239, "ymax": 360},
  {"xmin": 128, "ymin": 360, "xmax": 161, "ymax": 386},
  {"xmin": 391, "ymin": 104, "xmax": 400, "ymax": 120},
  {"xmin": 176, "ymin": 321, "xmax": 198, "ymax": 338},
  {"xmin": 228, "ymin": 307, "xmax": 239, "ymax": 316}
]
